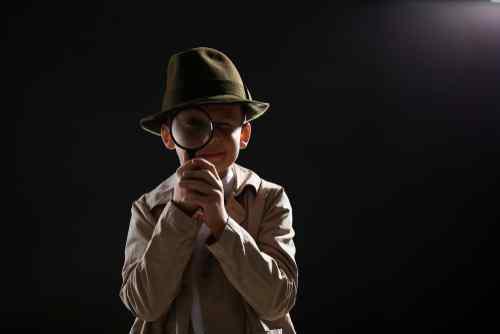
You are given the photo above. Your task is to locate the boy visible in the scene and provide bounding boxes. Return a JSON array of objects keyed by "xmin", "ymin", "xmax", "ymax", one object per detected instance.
[{"xmin": 119, "ymin": 47, "xmax": 298, "ymax": 334}]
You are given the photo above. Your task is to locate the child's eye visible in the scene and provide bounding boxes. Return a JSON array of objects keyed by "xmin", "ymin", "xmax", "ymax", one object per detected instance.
[{"xmin": 215, "ymin": 122, "xmax": 233, "ymax": 129}]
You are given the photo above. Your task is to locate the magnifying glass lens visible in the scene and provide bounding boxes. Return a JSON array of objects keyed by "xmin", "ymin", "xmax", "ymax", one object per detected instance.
[{"xmin": 171, "ymin": 108, "xmax": 213, "ymax": 150}]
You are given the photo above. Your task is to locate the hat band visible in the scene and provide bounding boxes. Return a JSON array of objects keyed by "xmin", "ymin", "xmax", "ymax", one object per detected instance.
[{"xmin": 163, "ymin": 80, "xmax": 247, "ymax": 110}]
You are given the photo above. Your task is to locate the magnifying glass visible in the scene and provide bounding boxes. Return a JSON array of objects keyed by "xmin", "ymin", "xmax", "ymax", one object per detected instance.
[
  {"xmin": 169, "ymin": 106, "xmax": 215, "ymax": 160},
  {"xmin": 169, "ymin": 106, "xmax": 215, "ymax": 221}
]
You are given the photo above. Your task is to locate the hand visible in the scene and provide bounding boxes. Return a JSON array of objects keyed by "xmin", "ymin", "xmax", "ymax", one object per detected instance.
[
  {"xmin": 173, "ymin": 159, "xmax": 203, "ymax": 216},
  {"xmin": 173, "ymin": 158, "xmax": 228, "ymax": 237}
]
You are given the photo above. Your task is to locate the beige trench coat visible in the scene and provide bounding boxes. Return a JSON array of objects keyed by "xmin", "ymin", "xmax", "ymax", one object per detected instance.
[{"xmin": 119, "ymin": 163, "xmax": 298, "ymax": 334}]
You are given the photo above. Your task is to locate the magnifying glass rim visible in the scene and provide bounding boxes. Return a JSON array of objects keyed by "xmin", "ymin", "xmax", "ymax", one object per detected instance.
[{"xmin": 168, "ymin": 106, "xmax": 215, "ymax": 151}]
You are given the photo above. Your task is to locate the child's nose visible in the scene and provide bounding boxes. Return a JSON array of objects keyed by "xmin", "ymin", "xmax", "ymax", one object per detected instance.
[{"xmin": 207, "ymin": 130, "xmax": 223, "ymax": 145}]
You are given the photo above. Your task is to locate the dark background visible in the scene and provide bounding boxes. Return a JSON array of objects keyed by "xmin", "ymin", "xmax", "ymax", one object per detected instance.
[{"xmin": 12, "ymin": 0, "xmax": 499, "ymax": 333}]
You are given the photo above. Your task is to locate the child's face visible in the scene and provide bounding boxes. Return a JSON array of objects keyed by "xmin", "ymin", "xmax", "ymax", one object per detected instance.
[{"xmin": 161, "ymin": 103, "xmax": 251, "ymax": 177}]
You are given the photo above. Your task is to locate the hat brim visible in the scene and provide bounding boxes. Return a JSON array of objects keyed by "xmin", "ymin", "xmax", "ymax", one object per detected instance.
[{"xmin": 139, "ymin": 95, "xmax": 270, "ymax": 136}]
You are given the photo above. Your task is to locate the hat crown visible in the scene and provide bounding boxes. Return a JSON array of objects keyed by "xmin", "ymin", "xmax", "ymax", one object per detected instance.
[
  {"xmin": 167, "ymin": 47, "xmax": 243, "ymax": 89},
  {"xmin": 162, "ymin": 47, "xmax": 246, "ymax": 111}
]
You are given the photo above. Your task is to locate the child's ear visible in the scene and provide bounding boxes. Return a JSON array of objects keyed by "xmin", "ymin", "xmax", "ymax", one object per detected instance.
[
  {"xmin": 239, "ymin": 122, "xmax": 252, "ymax": 150},
  {"xmin": 160, "ymin": 124, "xmax": 176, "ymax": 150}
]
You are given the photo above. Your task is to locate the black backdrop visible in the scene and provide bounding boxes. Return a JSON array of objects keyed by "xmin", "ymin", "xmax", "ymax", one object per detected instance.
[{"xmin": 12, "ymin": 1, "xmax": 499, "ymax": 333}]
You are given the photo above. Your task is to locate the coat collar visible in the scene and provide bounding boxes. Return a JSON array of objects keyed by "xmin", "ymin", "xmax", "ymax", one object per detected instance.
[{"xmin": 144, "ymin": 162, "xmax": 261, "ymax": 212}]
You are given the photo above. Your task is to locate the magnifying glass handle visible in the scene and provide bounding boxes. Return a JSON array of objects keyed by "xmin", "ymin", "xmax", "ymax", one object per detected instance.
[
  {"xmin": 187, "ymin": 149, "xmax": 196, "ymax": 160},
  {"xmin": 185, "ymin": 148, "xmax": 205, "ymax": 221}
]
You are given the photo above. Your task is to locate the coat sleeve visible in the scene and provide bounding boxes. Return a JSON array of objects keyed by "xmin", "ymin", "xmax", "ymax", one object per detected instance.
[
  {"xmin": 206, "ymin": 186, "xmax": 298, "ymax": 321},
  {"xmin": 119, "ymin": 196, "xmax": 201, "ymax": 321}
]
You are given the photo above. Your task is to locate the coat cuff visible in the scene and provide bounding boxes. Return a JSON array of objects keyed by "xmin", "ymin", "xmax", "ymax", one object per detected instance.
[
  {"xmin": 162, "ymin": 200, "xmax": 202, "ymax": 237},
  {"xmin": 205, "ymin": 216, "xmax": 251, "ymax": 256}
]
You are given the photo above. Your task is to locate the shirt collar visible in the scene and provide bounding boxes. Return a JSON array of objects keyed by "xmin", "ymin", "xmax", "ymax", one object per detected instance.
[{"xmin": 144, "ymin": 162, "xmax": 261, "ymax": 210}]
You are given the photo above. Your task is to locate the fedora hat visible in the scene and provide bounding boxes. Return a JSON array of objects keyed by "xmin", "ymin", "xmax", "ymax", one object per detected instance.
[{"xmin": 140, "ymin": 47, "xmax": 271, "ymax": 136}]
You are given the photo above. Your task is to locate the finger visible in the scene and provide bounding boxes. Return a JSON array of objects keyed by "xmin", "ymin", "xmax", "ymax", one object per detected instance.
[
  {"xmin": 184, "ymin": 191, "xmax": 205, "ymax": 209},
  {"xmin": 178, "ymin": 179, "xmax": 220, "ymax": 197},
  {"xmin": 183, "ymin": 187, "xmax": 218, "ymax": 209},
  {"xmin": 190, "ymin": 158, "xmax": 219, "ymax": 178},
  {"xmin": 176, "ymin": 159, "xmax": 197, "ymax": 177},
  {"xmin": 181, "ymin": 169, "xmax": 219, "ymax": 189}
]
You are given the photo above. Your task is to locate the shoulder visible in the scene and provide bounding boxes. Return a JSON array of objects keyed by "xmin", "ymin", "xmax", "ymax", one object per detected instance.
[
  {"xmin": 234, "ymin": 163, "xmax": 282, "ymax": 192},
  {"xmin": 235, "ymin": 163, "xmax": 288, "ymax": 206},
  {"xmin": 260, "ymin": 177, "xmax": 285, "ymax": 198},
  {"xmin": 133, "ymin": 172, "xmax": 177, "ymax": 214}
]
